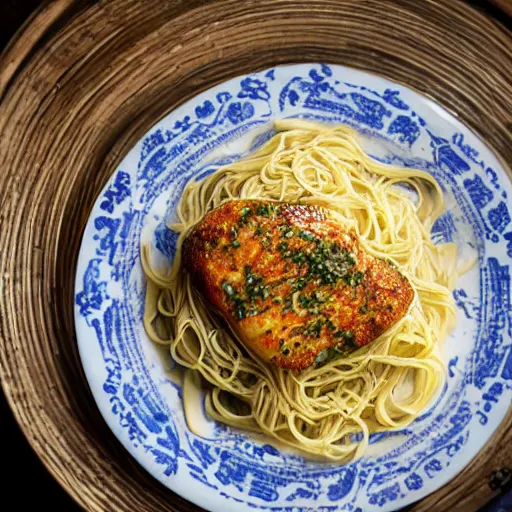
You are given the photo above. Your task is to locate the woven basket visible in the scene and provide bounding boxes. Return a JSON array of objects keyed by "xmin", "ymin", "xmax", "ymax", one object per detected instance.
[{"xmin": 0, "ymin": 1, "xmax": 511, "ymax": 510}]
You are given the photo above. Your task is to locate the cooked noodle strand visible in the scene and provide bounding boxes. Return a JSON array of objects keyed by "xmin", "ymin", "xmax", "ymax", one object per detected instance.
[{"xmin": 142, "ymin": 120, "xmax": 456, "ymax": 462}]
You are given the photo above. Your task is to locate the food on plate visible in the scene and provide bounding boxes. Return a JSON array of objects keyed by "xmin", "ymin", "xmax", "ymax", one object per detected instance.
[
  {"xmin": 183, "ymin": 200, "xmax": 415, "ymax": 371},
  {"xmin": 142, "ymin": 120, "xmax": 461, "ymax": 462}
]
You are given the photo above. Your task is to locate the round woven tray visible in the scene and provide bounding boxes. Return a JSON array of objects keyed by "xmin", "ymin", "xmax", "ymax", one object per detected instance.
[{"xmin": 1, "ymin": 1, "xmax": 511, "ymax": 511}]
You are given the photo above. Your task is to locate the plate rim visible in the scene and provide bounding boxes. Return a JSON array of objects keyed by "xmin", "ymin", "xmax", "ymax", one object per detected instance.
[{"xmin": 74, "ymin": 62, "xmax": 512, "ymax": 512}]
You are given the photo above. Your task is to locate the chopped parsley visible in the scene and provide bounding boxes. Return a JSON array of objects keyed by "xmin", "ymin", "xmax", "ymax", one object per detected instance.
[
  {"xmin": 293, "ymin": 277, "xmax": 308, "ymax": 291},
  {"xmin": 315, "ymin": 349, "xmax": 330, "ymax": 365},
  {"xmin": 221, "ymin": 265, "xmax": 272, "ymax": 321},
  {"xmin": 298, "ymin": 290, "xmax": 326, "ymax": 310},
  {"xmin": 345, "ymin": 271, "xmax": 364, "ymax": 287},
  {"xmin": 234, "ymin": 307, "xmax": 245, "ymax": 320},
  {"xmin": 299, "ymin": 230, "xmax": 315, "ymax": 241},
  {"xmin": 244, "ymin": 265, "xmax": 269, "ymax": 301},
  {"xmin": 315, "ymin": 347, "xmax": 342, "ymax": 367},
  {"xmin": 304, "ymin": 319, "xmax": 324, "ymax": 338},
  {"xmin": 256, "ymin": 204, "xmax": 278, "ymax": 217},
  {"xmin": 278, "ymin": 228, "xmax": 362, "ymax": 290},
  {"xmin": 333, "ymin": 329, "xmax": 354, "ymax": 342},
  {"xmin": 222, "ymin": 282, "xmax": 235, "ymax": 296},
  {"xmin": 292, "ymin": 251, "xmax": 306, "ymax": 265},
  {"xmin": 315, "ymin": 334, "xmax": 358, "ymax": 368},
  {"xmin": 333, "ymin": 330, "xmax": 357, "ymax": 351},
  {"xmin": 326, "ymin": 319, "xmax": 336, "ymax": 331}
]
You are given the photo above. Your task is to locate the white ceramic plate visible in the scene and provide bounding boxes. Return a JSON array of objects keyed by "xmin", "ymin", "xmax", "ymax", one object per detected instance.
[{"xmin": 75, "ymin": 64, "xmax": 512, "ymax": 512}]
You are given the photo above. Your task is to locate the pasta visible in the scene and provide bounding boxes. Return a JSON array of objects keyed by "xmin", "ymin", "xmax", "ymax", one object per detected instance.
[{"xmin": 142, "ymin": 119, "xmax": 458, "ymax": 462}]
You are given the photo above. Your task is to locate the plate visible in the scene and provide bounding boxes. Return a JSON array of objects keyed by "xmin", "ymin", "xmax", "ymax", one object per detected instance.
[{"xmin": 74, "ymin": 63, "xmax": 512, "ymax": 512}]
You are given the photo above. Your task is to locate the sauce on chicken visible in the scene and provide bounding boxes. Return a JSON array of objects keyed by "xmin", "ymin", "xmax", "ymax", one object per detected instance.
[{"xmin": 183, "ymin": 200, "xmax": 414, "ymax": 371}]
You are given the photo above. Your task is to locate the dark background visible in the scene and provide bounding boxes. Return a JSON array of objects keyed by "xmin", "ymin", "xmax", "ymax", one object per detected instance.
[
  {"xmin": 1, "ymin": 1, "xmax": 79, "ymax": 510},
  {"xmin": 0, "ymin": 1, "xmax": 510, "ymax": 511}
]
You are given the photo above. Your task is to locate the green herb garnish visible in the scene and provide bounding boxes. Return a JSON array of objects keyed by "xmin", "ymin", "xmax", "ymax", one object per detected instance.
[
  {"xmin": 304, "ymin": 319, "xmax": 324, "ymax": 338},
  {"xmin": 334, "ymin": 329, "xmax": 354, "ymax": 341},
  {"xmin": 299, "ymin": 230, "xmax": 315, "ymax": 241},
  {"xmin": 326, "ymin": 319, "xmax": 336, "ymax": 331},
  {"xmin": 292, "ymin": 251, "xmax": 306, "ymax": 265},
  {"xmin": 256, "ymin": 204, "xmax": 277, "ymax": 217},
  {"xmin": 222, "ymin": 281, "xmax": 236, "ymax": 296},
  {"xmin": 315, "ymin": 349, "xmax": 329, "ymax": 365},
  {"xmin": 293, "ymin": 277, "xmax": 308, "ymax": 291}
]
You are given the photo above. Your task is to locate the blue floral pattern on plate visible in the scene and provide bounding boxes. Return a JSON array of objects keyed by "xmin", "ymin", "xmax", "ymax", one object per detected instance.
[{"xmin": 74, "ymin": 64, "xmax": 512, "ymax": 512}]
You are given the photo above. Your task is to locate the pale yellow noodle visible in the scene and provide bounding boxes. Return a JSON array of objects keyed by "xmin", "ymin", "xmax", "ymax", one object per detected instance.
[{"xmin": 142, "ymin": 120, "xmax": 457, "ymax": 462}]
